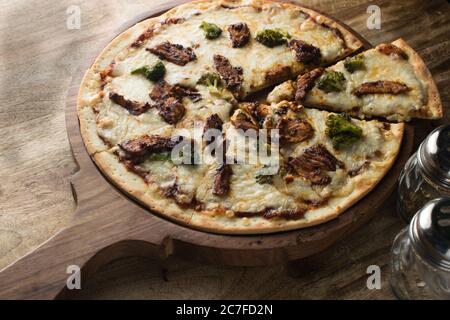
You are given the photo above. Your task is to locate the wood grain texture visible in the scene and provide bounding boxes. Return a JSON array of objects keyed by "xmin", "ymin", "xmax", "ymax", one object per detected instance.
[{"xmin": 0, "ymin": 0, "xmax": 448, "ymax": 299}]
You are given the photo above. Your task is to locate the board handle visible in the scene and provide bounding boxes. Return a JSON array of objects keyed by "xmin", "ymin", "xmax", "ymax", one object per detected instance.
[{"xmin": 0, "ymin": 212, "xmax": 162, "ymax": 300}]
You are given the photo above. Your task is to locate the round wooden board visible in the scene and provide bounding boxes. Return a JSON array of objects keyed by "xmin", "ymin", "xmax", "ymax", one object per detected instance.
[{"xmin": 0, "ymin": 1, "xmax": 414, "ymax": 299}]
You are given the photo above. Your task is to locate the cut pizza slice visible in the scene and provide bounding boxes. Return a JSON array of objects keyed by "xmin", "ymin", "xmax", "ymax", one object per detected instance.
[
  {"xmin": 92, "ymin": 0, "xmax": 363, "ymax": 104},
  {"xmin": 188, "ymin": 101, "xmax": 404, "ymax": 233},
  {"xmin": 288, "ymin": 39, "xmax": 442, "ymax": 121}
]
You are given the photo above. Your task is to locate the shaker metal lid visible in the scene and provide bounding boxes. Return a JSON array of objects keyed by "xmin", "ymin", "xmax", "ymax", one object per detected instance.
[
  {"xmin": 418, "ymin": 124, "xmax": 450, "ymax": 188},
  {"xmin": 410, "ymin": 198, "xmax": 450, "ymax": 271}
]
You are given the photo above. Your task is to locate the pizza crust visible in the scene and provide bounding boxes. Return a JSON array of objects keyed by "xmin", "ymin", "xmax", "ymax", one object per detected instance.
[
  {"xmin": 392, "ymin": 38, "xmax": 443, "ymax": 119},
  {"xmin": 297, "ymin": 5, "xmax": 363, "ymax": 54},
  {"xmin": 300, "ymin": 38, "xmax": 443, "ymax": 121},
  {"xmin": 77, "ymin": 0, "xmax": 408, "ymax": 234}
]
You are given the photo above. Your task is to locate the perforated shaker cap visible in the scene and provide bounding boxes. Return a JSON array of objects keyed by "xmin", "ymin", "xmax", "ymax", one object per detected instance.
[
  {"xmin": 410, "ymin": 198, "xmax": 450, "ymax": 271},
  {"xmin": 418, "ymin": 124, "xmax": 450, "ymax": 188}
]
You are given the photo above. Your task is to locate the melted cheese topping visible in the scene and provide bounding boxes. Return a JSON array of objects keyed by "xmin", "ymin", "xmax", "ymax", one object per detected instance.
[
  {"xmin": 112, "ymin": 3, "xmax": 349, "ymax": 96},
  {"xmin": 96, "ymin": 82, "xmax": 234, "ymax": 146},
  {"xmin": 90, "ymin": 1, "xmax": 357, "ymax": 150},
  {"xmin": 92, "ymin": 2, "xmax": 354, "ymax": 174},
  {"xmin": 267, "ymin": 80, "xmax": 295, "ymax": 103},
  {"xmin": 305, "ymin": 47, "xmax": 427, "ymax": 121},
  {"xmin": 121, "ymin": 106, "xmax": 399, "ymax": 215}
]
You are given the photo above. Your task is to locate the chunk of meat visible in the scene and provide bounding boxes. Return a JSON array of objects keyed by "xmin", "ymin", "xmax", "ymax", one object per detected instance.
[
  {"xmin": 149, "ymin": 80, "xmax": 202, "ymax": 124},
  {"xmin": 119, "ymin": 135, "xmax": 183, "ymax": 161},
  {"xmin": 280, "ymin": 118, "xmax": 314, "ymax": 143},
  {"xmin": 263, "ymin": 209, "xmax": 307, "ymax": 220},
  {"xmin": 377, "ymin": 44, "xmax": 408, "ymax": 59},
  {"xmin": 231, "ymin": 110, "xmax": 259, "ymax": 131},
  {"xmin": 147, "ymin": 42, "xmax": 196, "ymax": 66},
  {"xmin": 213, "ymin": 54, "xmax": 244, "ymax": 96},
  {"xmin": 352, "ymin": 80, "xmax": 410, "ymax": 97},
  {"xmin": 157, "ymin": 97, "xmax": 185, "ymax": 124},
  {"xmin": 212, "ymin": 164, "xmax": 233, "ymax": 196},
  {"xmin": 203, "ymin": 113, "xmax": 224, "ymax": 149},
  {"xmin": 170, "ymin": 85, "xmax": 202, "ymax": 102},
  {"xmin": 109, "ymin": 92, "xmax": 151, "ymax": 116},
  {"xmin": 131, "ymin": 28, "xmax": 154, "ymax": 48},
  {"xmin": 203, "ymin": 113, "xmax": 223, "ymax": 134},
  {"xmin": 295, "ymin": 68, "xmax": 324, "ymax": 102},
  {"xmin": 149, "ymin": 81, "xmax": 186, "ymax": 124},
  {"xmin": 150, "ymin": 80, "xmax": 201, "ymax": 102},
  {"xmin": 227, "ymin": 22, "xmax": 250, "ymax": 48},
  {"xmin": 162, "ymin": 17, "xmax": 185, "ymax": 25},
  {"xmin": 288, "ymin": 144, "xmax": 344, "ymax": 185},
  {"xmin": 240, "ymin": 102, "xmax": 269, "ymax": 124},
  {"xmin": 265, "ymin": 66, "xmax": 292, "ymax": 83},
  {"xmin": 149, "ymin": 80, "xmax": 173, "ymax": 101},
  {"xmin": 288, "ymin": 40, "xmax": 321, "ymax": 64}
]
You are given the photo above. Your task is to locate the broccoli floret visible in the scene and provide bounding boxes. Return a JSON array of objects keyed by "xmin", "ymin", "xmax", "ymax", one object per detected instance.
[
  {"xmin": 317, "ymin": 71, "xmax": 346, "ymax": 92},
  {"xmin": 131, "ymin": 61, "xmax": 165, "ymax": 81},
  {"xmin": 255, "ymin": 29, "xmax": 291, "ymax": 47},
  {"xmin": 197, "ymin": 72, "xmax": 224, "ymax": 95},
  {"xmin": 197, "ymin": 72, "xmax": 222, "ymax": 87},
  {"xmin": 199, "ymin": 22, "xmax": 222, "ymax": 39},
  {"xmin": 326, "ymin": 113, "xmax": 363, "ymax": 149},
  {"xmin": 344, "ymin": 55, "xmax": 365, "ymax": 73}
]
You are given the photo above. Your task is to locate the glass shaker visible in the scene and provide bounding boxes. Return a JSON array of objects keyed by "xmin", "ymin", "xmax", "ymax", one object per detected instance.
[
  {"xmin": 390, "ymin": 198, "xmax": 450, "ymax": 300},
  {"xmin": 397, "ymin": 124, "xmax": 450, "ymax": 222}
]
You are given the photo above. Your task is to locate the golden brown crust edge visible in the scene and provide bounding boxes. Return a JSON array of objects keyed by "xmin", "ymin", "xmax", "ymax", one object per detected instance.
[{"xmin": 392, "ymin": 38, "xmax": 443, "ymax": 119}]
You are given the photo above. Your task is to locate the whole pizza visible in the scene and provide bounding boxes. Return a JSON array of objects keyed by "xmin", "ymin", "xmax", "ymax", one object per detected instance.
[{"xmin": 77, "ymin": 0, "xmax": 442, "ymax": 234}]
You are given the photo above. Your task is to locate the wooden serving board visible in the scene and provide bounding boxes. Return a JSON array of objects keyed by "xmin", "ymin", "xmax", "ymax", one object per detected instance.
[{"xmin": 0, "ymin": 1, "xmax": 414, "ymax": 299}]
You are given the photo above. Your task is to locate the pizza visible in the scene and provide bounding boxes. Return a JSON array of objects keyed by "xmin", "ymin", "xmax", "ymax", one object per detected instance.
[
  {"xmin": 77, "ymin": 0, "xmax": 442, "ymax": 234},
  {"xmin": 291, "ymin": 39, "xmax": 443, "ymax": 121}
]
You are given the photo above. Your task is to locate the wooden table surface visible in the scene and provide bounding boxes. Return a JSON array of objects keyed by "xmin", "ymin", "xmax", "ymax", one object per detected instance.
[{"xmin": 0, "ymin": 0, "xmax": 448, "ymax": 300}]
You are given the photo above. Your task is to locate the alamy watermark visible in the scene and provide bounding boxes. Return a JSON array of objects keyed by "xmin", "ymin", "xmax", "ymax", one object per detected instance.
[
  {"xmin": 366, "ymin": 265, "xmax": 381, "ymax": 290},
  {"xmin": 169, "ymin": 125, "xmax": 281, "ymax": 175},
  {"xmin": 66, "ymin": 5, "xmax": 81, "ymax": 30},
  {"xmin": 367, "ymin": 5, "xmax": 381, "ymax": 30},
  {"xmin": 66, "ymin": 265, "xmax": 81, "ymax": 290}
]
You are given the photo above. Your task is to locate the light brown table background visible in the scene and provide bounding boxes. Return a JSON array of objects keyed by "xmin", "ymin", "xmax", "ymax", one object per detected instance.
[{"xmin": 0, "ymin": 0, "xmax": 448, "ymax": 299}]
